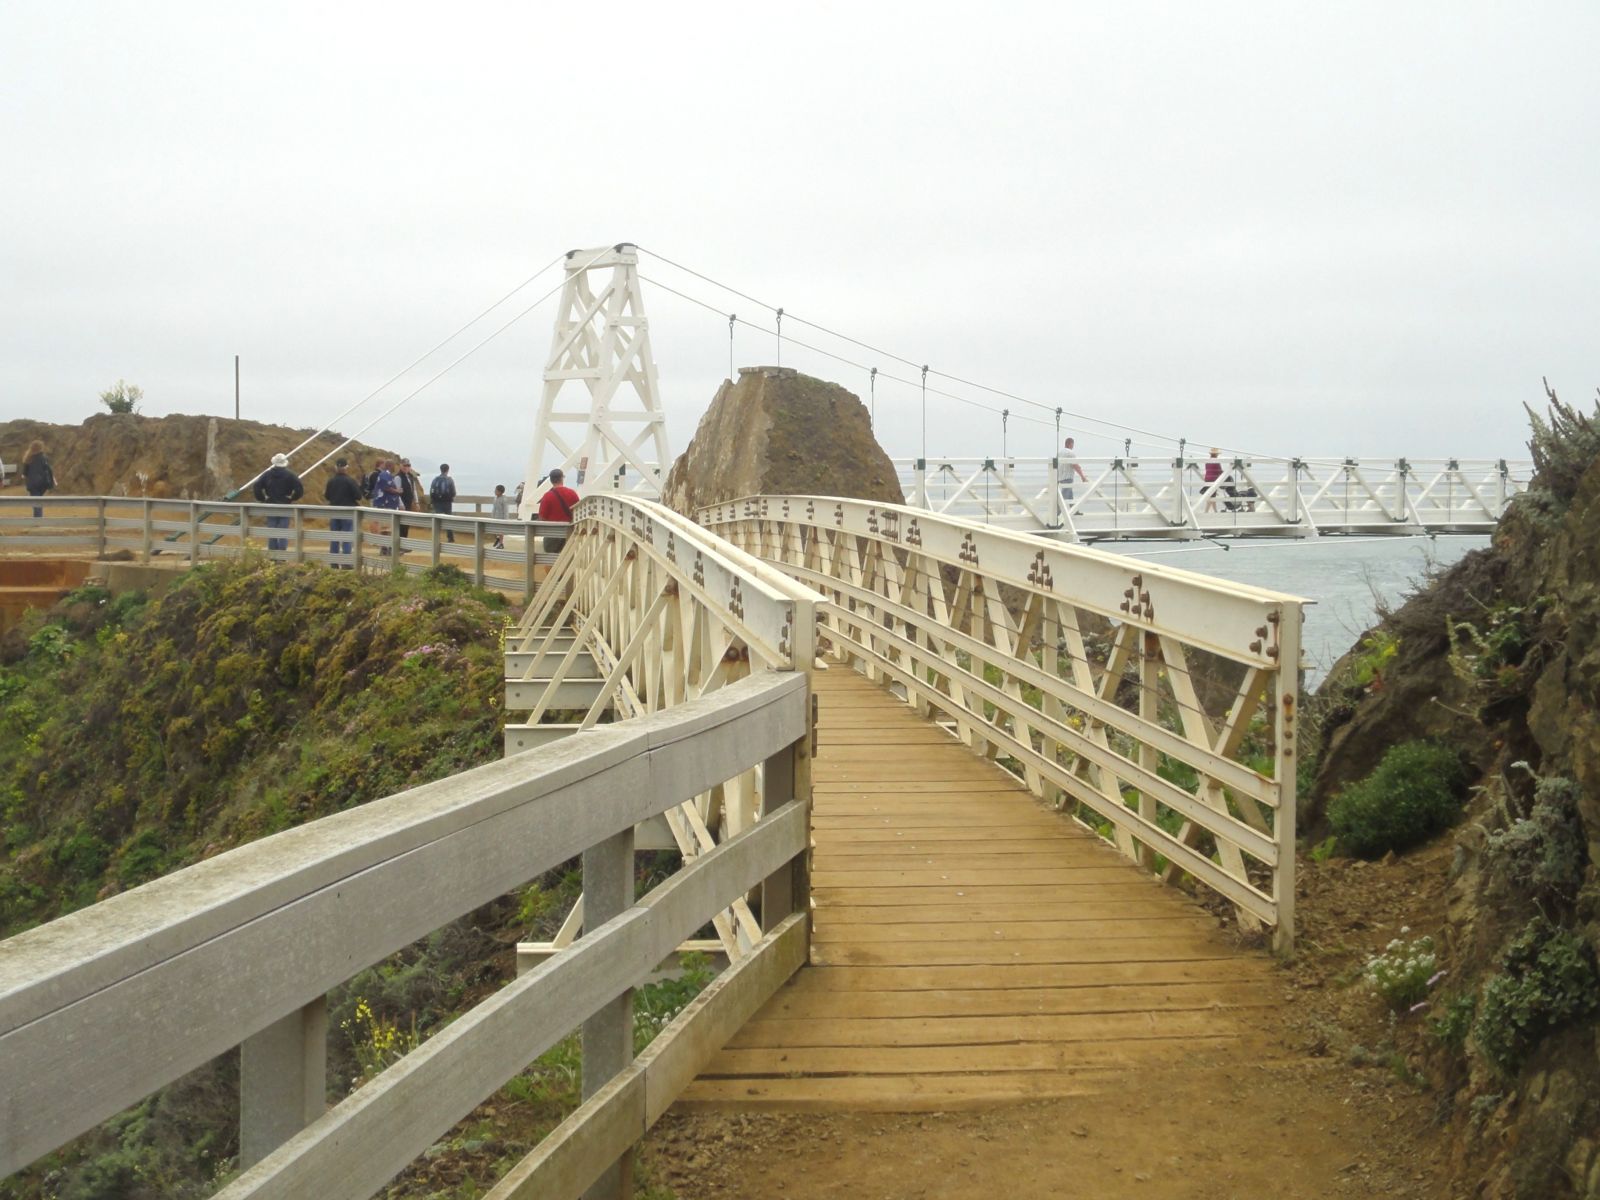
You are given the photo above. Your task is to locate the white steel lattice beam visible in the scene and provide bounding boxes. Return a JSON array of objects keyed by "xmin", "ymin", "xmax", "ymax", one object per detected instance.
[{"xmin": 521, "ymin": 244, "xmax": 671, "ymax": 511}]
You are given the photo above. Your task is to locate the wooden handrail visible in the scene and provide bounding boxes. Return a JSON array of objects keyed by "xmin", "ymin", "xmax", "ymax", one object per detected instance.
[
  {"xmin": 216, "ymin": 804, "xmax": 808, "ymax": 1200},
  {"xmin": 0, "ymin": 496, "xmax": 579, "ymax": 597},
  {"xmin": 0, "ymin": 671, "xmax": 809, "ymax": 1180}
]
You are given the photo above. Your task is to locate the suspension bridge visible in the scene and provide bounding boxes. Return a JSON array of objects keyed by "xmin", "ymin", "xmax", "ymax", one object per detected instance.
[
  {"xmin": 503, "ymin": 243, "xmax": 1527, "ymax": 540},
  {"xmin": 0, "ymin": 241, "xmax": 1531, "ymax": 1197}
]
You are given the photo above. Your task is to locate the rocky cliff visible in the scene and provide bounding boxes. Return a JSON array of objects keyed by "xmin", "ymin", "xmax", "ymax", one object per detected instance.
[
  {"xmin": 1307, "ymin": 388, "xmax": 1600, "ymax": 1199},
  {"xmin": 661, "ymin": 367, "xmax": 903, "ymax": 516},
  {"xmin": 0, "ymin": 412, "xmax": 399, "ymax": 501}
]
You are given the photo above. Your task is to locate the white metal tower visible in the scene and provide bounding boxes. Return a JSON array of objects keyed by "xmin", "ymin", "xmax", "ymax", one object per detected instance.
[{"xmin": 520, "ymin": 243, "xmax": 671, "ymax": 513}]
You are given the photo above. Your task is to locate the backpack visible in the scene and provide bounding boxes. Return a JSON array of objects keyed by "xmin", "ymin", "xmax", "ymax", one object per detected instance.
[
  {"xmin": 430, "ymin": 475, "xmax": 454, "ymax": 502},
  {"xmin": 363, "ymin": 470, "xmax": 379, "ymax": 500}
]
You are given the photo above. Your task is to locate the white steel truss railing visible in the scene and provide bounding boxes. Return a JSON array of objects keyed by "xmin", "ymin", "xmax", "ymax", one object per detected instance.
[
  {"xmin": 702, "ymin": 495, "xmax": 1307, "ymax": 950},
  {"xmin": 0, "ymin": 673, "xmax": 811, "ymax": 1200},
  {"xmin": 504, "ymin": 495, "xmax": 823, "ymax": 968},
  {"xmin": 896, "ymin": 455, "xmax": 1531, "ymax": 540}
]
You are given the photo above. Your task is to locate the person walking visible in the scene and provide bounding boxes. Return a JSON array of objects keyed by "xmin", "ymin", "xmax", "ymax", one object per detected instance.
[
  {"xmin": 22, "ymin": 439, "xmax": 54, "ymax": 518},
  {"xmin": 369, "ymin": 459, "xmax": 403, "ymax": 554},
  {"xmin": 428, "ymin": 463, "xmax": 457, "ymax": 543},
  {"xmin": 323, "ymin": 457, "xmax": 363, "ymax": 567},
  {"xmin": 490, "ymin": 483, "xmax": 510, "ymax": 548},
  {"xmin": 1203, "ymin": 447, "xmax": 1223, "ymax": 513},
  {"xmin": 1059, "ymin": 436, "xmax": 1089, "ymax": 514},
  {"xmin": 536, "ymin": 468, "xmax": 580, "ymax": 554},
  {"xmin": 252, "ymin": 453, "xmax": 304, "ymax": 553},
  {"xmin": 396, "ymin": 458, "xmax": 419, "ymax": 539}
]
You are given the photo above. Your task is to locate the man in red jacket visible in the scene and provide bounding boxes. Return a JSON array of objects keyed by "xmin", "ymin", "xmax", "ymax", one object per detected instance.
[{"xmin": 537, "ymin": 468, "xmax": 580, "ymax": 553}]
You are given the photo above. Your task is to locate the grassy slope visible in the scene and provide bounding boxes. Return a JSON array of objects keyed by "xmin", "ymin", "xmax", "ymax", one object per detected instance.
[
  {"xmin": 0, "ymin": 558, "xmax": 508, "ymax": 934},
  {"xmin": 0, "ymin": 561, "xmax": 693, "ymax": 1200},
  {"xmin": 0, "ymin": 561, "xmax": 517, "ymax": 1199}
]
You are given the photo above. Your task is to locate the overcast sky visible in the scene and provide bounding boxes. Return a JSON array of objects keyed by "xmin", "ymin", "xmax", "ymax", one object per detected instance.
[{"xmin": 3, "ymin": 2, "xmax": 1595, "ymax": 490}]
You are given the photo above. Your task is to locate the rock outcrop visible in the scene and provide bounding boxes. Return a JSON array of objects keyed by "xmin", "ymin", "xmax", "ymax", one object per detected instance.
[
  {"xmin": 1307, "ymin": 396, "xmax": 1600, "ymax": 1199},
  {"xmin": 661, "ymin": 368, "xmax": 903, "ymax": 516},
  {"xmin": 1, "ymin": 412, "xmax": 400, "ymax": 501}
]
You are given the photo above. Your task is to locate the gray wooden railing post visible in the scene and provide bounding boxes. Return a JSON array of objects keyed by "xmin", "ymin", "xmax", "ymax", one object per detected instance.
[
  {"xmin": 429, "ymin": 516, "xmax": 441, "ymax": 569},
  {"xmin": 351, "ymin": 513, "xmax": 365, "ymax": 574},
  {"xmin": 292, "ymin": 506, "xmax": 305, "ymax": 564},
  {"xmin": 389, "ymin": 511, "xmax": 402, "ymax": 563},
  {"xmin": 95, "ymin": 498, "xmax": 108, "ymax": 558},
  {"xmin": 239, "ymin": 997, "xmax": 327, "ymax": 1169},
  {"xmin": 473, "ymin": 520, "xmax": 486, "ymax": 587},
  {"xmin": 524, "ymin": 524, "xmax": 537, "ymax": 599},
  {"xmin": 760, "ymin": 736, "xmax": 809, "ymax": 933},
  {"xmin": 581, "ymin": 827, "xmax": 635, "ymax": 1200},
  {"xmin": 140, "ymin": 499, "xmax": 153, "ymax": 563},
  {"xmin": 189, "ymin": 503, "xmax": 201, "ymax": 564}
]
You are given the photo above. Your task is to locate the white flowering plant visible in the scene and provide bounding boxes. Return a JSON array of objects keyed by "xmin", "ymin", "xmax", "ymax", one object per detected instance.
[{"xmin": 1365, "ymin": 930, "xmax": 1443, "ymax": 1012}]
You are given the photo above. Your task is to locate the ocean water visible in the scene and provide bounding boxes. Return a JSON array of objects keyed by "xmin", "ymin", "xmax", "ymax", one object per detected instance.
[{"xmin": 1111, "ymin": 535, "xmax": 1489, "ymax": 685}]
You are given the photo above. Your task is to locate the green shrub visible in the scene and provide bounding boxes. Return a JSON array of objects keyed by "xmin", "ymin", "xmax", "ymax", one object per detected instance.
[
  {"xmin": 1474, "ymin": 916, "xmax": 1599, "ymax": 1075},
  {"xmin": 27, "ymin": 624, "xmax": 77, "ymax": 663},
  {"xmin": 1349, "ymin": 629, "xmax": 1399, "ymax": 690},
  {"xmin": 117, "ymin": 829, "xmax": 169, "ymax": 888},
  {"xmin": 53, "ymin": 827, "xmax": 110, "ymax": 883},
  {"xmin": 1328, "ymin": 741, "xmax": 1469, "ymax": 858},
  {"xmin": 1429, "ymin": 992, "xmax": 1476, "ymax": 1052}
]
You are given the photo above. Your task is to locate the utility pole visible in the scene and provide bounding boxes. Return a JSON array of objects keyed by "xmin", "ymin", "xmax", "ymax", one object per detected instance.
[{"xmin": 235, "ymin": 355, "xmax": 240, "ymax": 420}]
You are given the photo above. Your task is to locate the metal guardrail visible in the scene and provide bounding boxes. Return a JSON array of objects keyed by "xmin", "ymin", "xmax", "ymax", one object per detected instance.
[
  {"xmin": 0, "ymin": 672, "xmax": 812, "ymax": 1199},
  {"xmin": 895, "ymin": 455, "xmax": 1532, "ymax": 539},
  {"xmin": 702, "ymin": 494, "xmax": 1307, "ymax": 950},
  {"xmin": 0, "ymin": 496, "xmax": 574, "ymax": 597}
]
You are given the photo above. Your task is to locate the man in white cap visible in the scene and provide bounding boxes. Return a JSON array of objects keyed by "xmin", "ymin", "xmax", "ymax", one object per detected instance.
[{"xmin": 252, "ymin": 452, "xmax": 304, "ymax": 554}]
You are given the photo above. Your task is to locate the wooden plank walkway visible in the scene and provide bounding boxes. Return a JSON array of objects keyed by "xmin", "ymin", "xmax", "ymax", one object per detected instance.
[{"xmin": 680, "ymin": 667, "xmax": 1277, "ymax": 1110}]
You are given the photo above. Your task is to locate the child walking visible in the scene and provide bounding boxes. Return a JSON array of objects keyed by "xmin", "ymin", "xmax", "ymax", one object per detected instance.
[{"xmin": 491, "ymin": 484, "xmax": 510, "ymax": 548}]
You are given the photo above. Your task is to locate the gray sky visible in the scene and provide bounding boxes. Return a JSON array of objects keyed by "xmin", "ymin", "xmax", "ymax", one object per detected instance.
[{"xmin": 3, "ymin": 2, "xmax": 1596, "ymax": 490}]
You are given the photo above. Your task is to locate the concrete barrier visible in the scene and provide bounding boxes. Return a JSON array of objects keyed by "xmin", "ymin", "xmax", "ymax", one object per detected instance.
[{"xmin": 0, "ymin": 559, "xmax": 90, "ymax": 633}]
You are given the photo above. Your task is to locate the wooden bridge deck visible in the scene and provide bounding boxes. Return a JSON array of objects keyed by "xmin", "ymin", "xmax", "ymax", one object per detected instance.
[{"xmin": 681, "ymin": 667, "xmax": 1278, "ymax": 1110}]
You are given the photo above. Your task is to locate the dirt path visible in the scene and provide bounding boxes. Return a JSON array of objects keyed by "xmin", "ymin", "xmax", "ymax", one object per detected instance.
[{"xmin": 644, "ymin": 1050, "xmax": 1447, "ymax": 1199}]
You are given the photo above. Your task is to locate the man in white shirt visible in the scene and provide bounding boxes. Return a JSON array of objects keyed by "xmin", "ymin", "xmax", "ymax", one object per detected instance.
[{"xmin": 1060, "ymin": 437, "xmax": 1089, "ymax": 509}]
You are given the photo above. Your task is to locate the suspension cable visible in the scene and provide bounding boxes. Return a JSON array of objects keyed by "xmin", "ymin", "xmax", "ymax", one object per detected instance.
[
  {"xmin": 297, "ymin": 249, "xmax": 610, "ymax": 477},
  {"xmin": 280, "ymin": 253, "xmax": 565, "ymax": 466},
  {"xmin": 641, "ymin": 274, "xmax": 1063, "ymax": 434},
  {"xmin": 637, "ymin": 245, "xmax": 1300, "ymax": 462}
]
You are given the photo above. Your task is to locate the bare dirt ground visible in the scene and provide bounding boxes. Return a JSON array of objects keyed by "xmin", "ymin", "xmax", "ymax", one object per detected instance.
[{"xmin": 642, "ymin": 847, "xmax": 1463, "ymax": 1200}]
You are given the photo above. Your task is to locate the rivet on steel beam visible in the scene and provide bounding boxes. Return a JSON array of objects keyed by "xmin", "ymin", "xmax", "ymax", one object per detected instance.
[
  {"xmin": 1255, "ymin": 625, "xmax": 1268, "ymax": 639},
  {"xmin": 1249, "ymin": 639, "xmax": 1263, "ymax": 653}
]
